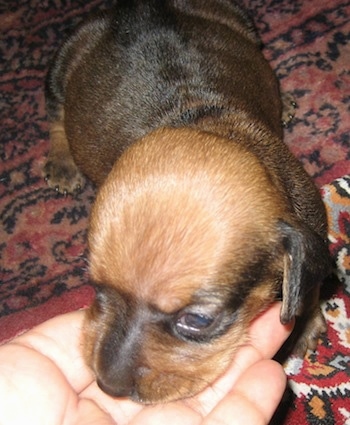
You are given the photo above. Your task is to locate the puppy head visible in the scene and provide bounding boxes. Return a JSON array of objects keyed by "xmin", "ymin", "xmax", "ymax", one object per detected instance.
[{"xmin": 83, "ymin": 128, "xmax": 329, "ymax": 403}]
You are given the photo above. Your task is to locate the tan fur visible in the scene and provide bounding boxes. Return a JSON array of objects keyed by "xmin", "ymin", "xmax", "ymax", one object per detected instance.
[
  {"xmin": 89, "ymin": 128, "xmax": 285, "ymax": 304},
  {"xmin": 82, "ymin": 128, "xmax": 289, "ymax": 402},
  {"xmin": 45, "ymin": 0, "xmax": 331, "ymax": 404}
]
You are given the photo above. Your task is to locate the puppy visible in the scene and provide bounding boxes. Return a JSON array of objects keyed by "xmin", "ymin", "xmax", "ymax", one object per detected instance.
[{"xmin": 44, "ymin": 0, "xmax": 331, "ymax": 404}]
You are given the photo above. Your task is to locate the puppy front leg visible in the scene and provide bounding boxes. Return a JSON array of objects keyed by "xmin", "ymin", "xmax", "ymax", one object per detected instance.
[
  {"xmin": 292, "ymin": 286, "xmax": 327, "ymax": 356},
  {"xmin": 44, "ymin": 106, "xmax": 85, "ymax": 195}
]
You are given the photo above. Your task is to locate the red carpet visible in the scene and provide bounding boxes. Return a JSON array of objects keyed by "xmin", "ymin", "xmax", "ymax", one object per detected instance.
[{"xmin": 1, "ymin": 1, "xmax": 349, "ymax": 423}]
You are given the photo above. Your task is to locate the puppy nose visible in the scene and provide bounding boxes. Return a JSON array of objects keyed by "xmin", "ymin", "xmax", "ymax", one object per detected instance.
[
  {"xmin": 97, "ymin": 377, "xmax": 134, "ymax": 398},
  {"xmin": 97, "ymin": 366, "xmax": 150, "ymax": 398}
]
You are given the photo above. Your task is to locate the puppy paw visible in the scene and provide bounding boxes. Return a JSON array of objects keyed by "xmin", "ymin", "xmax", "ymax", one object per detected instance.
[
  {"xmin": 292, "ymin": 309, "xmax": 327, "ymax": 357},
  {"xmin": 281, "ymin": 93, "xmax": 297, "ymax": 127},
  {"xmin": 44, "ymin": 155, "xmax": 85, "ymax": 195}
]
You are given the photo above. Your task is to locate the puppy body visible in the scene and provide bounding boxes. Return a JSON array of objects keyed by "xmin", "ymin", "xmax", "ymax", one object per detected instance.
[{"xmin": 45, "ymin": 0, "xmax": 331, "ymax": 403}]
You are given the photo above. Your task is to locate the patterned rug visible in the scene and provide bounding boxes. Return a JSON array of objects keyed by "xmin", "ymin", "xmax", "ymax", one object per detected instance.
[{"xmin": 1, "ymin": 1, "xmax": 349, "ymax": 423}]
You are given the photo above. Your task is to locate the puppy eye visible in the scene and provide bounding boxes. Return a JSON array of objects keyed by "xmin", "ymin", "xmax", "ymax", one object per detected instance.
[{"xmin": 176, "ymin": 313, "xmax": 215, "ymax": 338}]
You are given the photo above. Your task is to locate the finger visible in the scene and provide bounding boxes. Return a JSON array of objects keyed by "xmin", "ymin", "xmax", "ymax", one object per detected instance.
[
  {"xmin": 186, "ymin": 302, "xmax": 292, "ymax": 413},
  {"xmin": 0, "ymin": 335, "xmax": 116, "ymax": 425},
  {"xmin": 13, "ymin": 310, "xmax": 93, "ymax": 393},
  {"xmin": 0, "ymin": 342, "xmax": 79, "ymax": 425},
  {"xmin": 80, "ymin": 381, "xmax": 144, "ymax": 425},
  {"xmin": 228, "ymin": 302, "xmax": 293, "ymax": 381},
  {"xmin": 228, "ymin": 302, "xmax": 293, "ymax": 383},
  {"xmin": 203, "ymin": 359, "xmax": 286, "ymax": 425},
  {"xmin": 248, "ymin": 301, "xmax": 294, "ymax": 358},
  {"xmin": 75, "ymin": 398, "xmax": 117, "ymax": 425}
]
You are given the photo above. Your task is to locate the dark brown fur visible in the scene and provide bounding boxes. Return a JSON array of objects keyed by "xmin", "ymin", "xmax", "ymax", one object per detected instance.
[{"xmin": 44, "ymin": 0, "xmax": 331, "ymax": 403}]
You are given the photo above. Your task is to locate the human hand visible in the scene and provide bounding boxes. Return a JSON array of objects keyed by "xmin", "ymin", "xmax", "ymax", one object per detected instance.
[{"xmin": 0, "ymin": 302, "xmax": 293, "ymax": 425}]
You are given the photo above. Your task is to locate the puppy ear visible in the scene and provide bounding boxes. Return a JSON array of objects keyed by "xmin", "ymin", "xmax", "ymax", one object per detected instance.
[{"xmin": 277, "ymin": 220, "xmax": 331, "ymax": 325}]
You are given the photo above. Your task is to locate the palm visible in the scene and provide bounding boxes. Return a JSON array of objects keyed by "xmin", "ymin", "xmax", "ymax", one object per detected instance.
[{"xmin": 0, "ymin": 304, "xmax": 292, "ymax": 425}]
